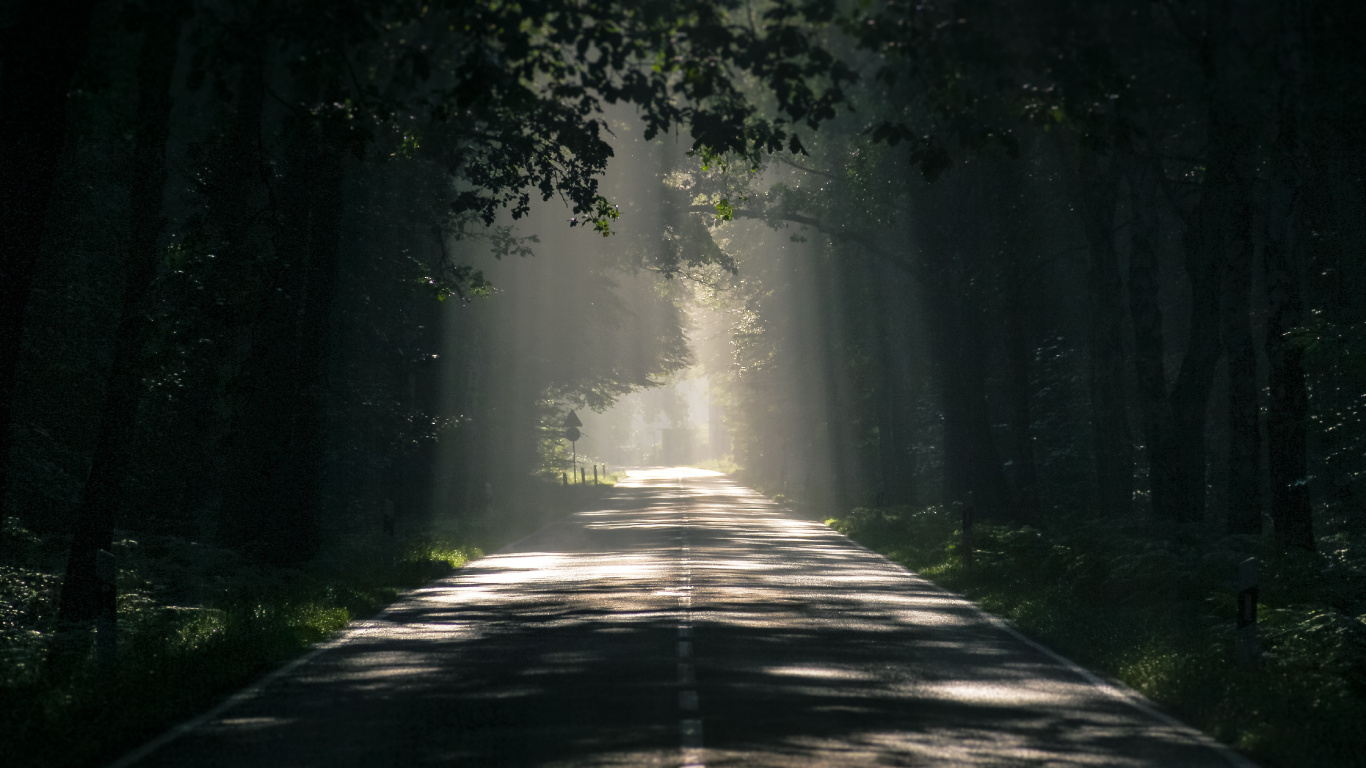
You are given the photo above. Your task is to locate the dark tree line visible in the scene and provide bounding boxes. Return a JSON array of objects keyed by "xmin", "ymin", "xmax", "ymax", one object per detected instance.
[
  {"xmin": 706, "ymin": 0, "xmax": 1366, "ymax": 551},
  {"xmin": 4, "ymin": 0, "xmax": 1363, "ymax": 692},
  {"xmin": 0, "ymin": 0, "xmax": 845, "ymax": 635}
]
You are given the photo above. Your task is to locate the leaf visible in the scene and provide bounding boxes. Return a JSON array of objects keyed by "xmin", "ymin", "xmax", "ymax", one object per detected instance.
[{"xmin": 715, "ymin": 198, "xmax": 734, "ymax": 221}]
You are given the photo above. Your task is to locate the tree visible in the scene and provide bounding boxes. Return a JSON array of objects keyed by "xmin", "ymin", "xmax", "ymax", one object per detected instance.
[
  {"xmin": 43, "ymin": 0, "xmax": 854, "ymax": 616},
  {"xmin": 58, "ymin": 0, "xmax": 190, "ymax": 625},
  {"xmin": 0, "ymin": 0, "xmax": 102, "ymax": 520}
]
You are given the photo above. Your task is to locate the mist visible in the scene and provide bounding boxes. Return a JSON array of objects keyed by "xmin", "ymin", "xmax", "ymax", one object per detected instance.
[{"xmin": 3, "ymin": 2, "xmax": 1366, "ymax": 766}]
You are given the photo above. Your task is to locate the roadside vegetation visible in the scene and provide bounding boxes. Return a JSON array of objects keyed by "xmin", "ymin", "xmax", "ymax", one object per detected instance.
[
  {"xmin": 828, "ymin": 505, "xmax": 1366, "ymax": 768},
  {"xmin": 693, "ymin": 457, "xmax": 740, "ymax": 475},
  {"xmin": 0, "ymin": 479, "xmax": 612, "ymax": 768},
  {"xmin": 685, "ymin": 3, "xmax": 1366, "ymax": 765},
  {"xmin": 4, "ymin": 0, "xmax": 1364, "ymax": 763}
]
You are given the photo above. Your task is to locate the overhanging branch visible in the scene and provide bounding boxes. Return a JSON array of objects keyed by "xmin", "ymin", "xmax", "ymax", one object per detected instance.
[{"xmin": 685, "ymin": 204, "xmax": 915, "ymax": 275}]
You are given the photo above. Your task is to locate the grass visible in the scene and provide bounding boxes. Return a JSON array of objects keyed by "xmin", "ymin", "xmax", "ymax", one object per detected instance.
[
  {"xmin": 691, "ymin": 456, "xmax": 740, "ymax": 474},
  {"xmin": 827, "ymin": 504, "xmax": 1366, "ymax": 768},
  {"xmin": 1, "ymin": 477, "xmax": 616, "ymax": 768}
]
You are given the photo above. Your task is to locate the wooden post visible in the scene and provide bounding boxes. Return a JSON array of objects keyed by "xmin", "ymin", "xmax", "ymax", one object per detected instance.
[
  {"xmin": 580, "ymin": 467, "xmax": 586, "ymax": 484},
  {"xmin": 594, "ymin": 464, "xmax": 599, "ymax": 484},
  {"xmin": 561, "ymin": 472, "xmax": 567, "ymax": 487},
  {"xmin": 1236, "ymin": 557, "xmax": 1259, "ymax": 669}
]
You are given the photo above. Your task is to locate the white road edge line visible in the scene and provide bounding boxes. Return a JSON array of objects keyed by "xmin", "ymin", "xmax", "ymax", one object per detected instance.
[
  {"xmin": 824, "ymin": 517, "xmax": 1261, "ymax": 768},
  {"xmin": 677, "ymin": 474, "xmax": 705, "ymax": 768}
]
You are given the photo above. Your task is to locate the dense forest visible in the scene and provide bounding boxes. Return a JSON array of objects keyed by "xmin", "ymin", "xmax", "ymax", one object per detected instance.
[{"xmin": 3, "ymin": 1, "xmax": 1365, "ymax": 766}]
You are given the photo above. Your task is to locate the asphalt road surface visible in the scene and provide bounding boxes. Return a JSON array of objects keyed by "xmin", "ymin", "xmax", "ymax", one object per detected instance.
[{"xmin": 113, "ymin": 468, "xmax": 1255, "ymax": 768}]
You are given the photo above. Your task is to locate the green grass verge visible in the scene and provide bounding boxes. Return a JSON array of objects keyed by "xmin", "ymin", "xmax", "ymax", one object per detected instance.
[
  {"xmin": 828, "ymin": 505, "xmax": 1366, "ymax": 768},
  {"xmin": 690, "ymin": 457, "xmax": 739, "ymax": 474},
  {"xmin": 1, "ymin": 479, "xmax": 616, "ymax": 768}
]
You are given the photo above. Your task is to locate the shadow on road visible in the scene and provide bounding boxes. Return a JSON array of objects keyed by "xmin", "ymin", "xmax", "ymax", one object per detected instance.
[{"xmin": 132, "ymin": 469, "xmax": 1242, "ymax": 768}]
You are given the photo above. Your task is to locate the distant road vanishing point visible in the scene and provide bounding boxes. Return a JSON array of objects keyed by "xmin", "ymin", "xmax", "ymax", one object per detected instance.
[{"xmin": 111, "ymin": 468, "xmax": 1256, "ymax": 768}]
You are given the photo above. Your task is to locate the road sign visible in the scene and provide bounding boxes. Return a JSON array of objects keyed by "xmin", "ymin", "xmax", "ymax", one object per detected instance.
[{"xmin": 563, "ymin": 411, "xmax": 583, "ymax": 483}]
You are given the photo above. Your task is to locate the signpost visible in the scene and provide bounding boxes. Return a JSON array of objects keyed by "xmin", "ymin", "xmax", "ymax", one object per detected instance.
[{"xmin": 564, "ymin": 410, "xmax": 583, "ymax": 482}]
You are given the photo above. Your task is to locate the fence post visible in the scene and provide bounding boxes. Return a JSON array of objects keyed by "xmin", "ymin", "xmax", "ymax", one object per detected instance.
[
  {"xmin": 561, "ymin": 472, "xmax": 567, "ymax": 487},
  {"xmin": 1236, "ymin": 556, "xmax": 1260, "ymax": 669},
  {"xmin": 580, "ymin": 467, "xmax": 586, "ymax": 484},
  {"xmin": 594, "ymin": 464, "xmax": 599, "ymax": 484}
]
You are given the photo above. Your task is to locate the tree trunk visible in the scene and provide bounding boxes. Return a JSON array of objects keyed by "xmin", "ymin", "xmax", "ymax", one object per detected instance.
[
  {"xmin": 1158, "ymin": 0, "xmax": 1275, "ymax": 529},
  {"xmin": 208, "ymin": 44, "xmax": 273, "ymax": 551},
  {"xmin": 1220, "ymin": 184, "xmax": 1263, "ymax": 536},
  {"xmin": 992, "ymin": 156, "xmax": 1040, "ymax": 521},
  {"xmin": 0, "ymin": 0, "xmax": 101, "ymax": 517},
  {"xmin": 1004, "ymin": 248, "xmax": 1040, "ymax": 522},
  {"xmin": 872, "ymin": 257, "xmax": 916, "ymax": 507},
  {"xmin": 1127, "ymin": 151, "xmax": 1231, "ymax": 526},
  {"xmin": 911, "ymin": 168, "xmax": 1014, "ymax": 519},
  {"xmin": 1263, "ymin": 121, "xmax": 1315, "ymax": 550},
  {"xmin": 1167, "ymin": 196, "xmax": 1224, "ymax": 524},
  {"xmin": 1124, "ymin": 162, "xmax": 1182, "ymax": 520},
  {"xmin": 57, "ymin": 1, "xmax": 188, "ymax": 624},
  {"xmin": 816, "ymin": 256, "xmax": 854, "ymax": 510},
  {"xmin": 1168, "ymin": 54, "xmax": 1263, "ymax": 524},
  {"xmin": 219, "ymin": 106, "xmax": 346, "ymax": 563},
  {"xmin": 1073, "ymin": 152, "xmax": 1134, "ymax": 516},
  {"xmin": 927, "ymin": 273, "xmax": 1012, "ymax": 520}
]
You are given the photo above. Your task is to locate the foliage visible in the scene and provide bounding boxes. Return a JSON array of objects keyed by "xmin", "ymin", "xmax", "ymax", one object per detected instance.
[
  {"xmin": 5, "ymin": 0, "xmax": 1366, "ymax": 759},
  {"xmin": 0, "ymin": 474, "xmax": 613, "ymax": 768},
  {"xmin": 830, "ymin": 507, "xmax": 1366, "ymax": 768},
  {"xmin": 1, "ymin": 517, "xmax": 463, "ymax": 768}
]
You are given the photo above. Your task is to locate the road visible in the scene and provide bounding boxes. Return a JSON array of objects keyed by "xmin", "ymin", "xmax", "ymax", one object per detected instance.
[{"xmin": 114, "ymin": 468, "xmax": 1253, "ymax": 768}]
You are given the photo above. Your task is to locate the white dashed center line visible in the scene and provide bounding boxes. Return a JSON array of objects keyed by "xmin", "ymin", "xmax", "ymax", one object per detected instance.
[
  {"xmin": 681, "ymin": 719, "xmax": 704, "ymax": 768},
  {"xmin": 677, "ymin": 476, "xmax": 704, "ymax": 768}
]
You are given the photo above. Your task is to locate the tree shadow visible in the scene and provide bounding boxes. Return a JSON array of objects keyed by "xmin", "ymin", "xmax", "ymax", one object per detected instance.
[{"xmin": 132, "ymin": 473, "xmax": 1242, "ymax": 768}]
